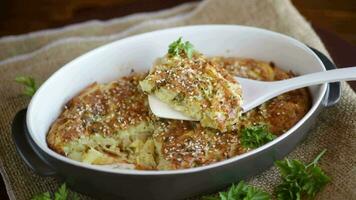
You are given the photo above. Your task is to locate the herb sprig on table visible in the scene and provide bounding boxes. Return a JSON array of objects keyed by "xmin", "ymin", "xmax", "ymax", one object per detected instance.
[
  {"xmin": 168, "ymin": 37, "xmax": 195, "ymax": 58},
  {"xmin": 275, "ymin": 149, "xmax": 330, "ymax": 200},
  {"xmin": 202, "ymin": 150, "xmax": 329, "ymax": 200},
  {"xmin": 202, "ymin": 181, "xmax": 270, "ymax": 200},
  {"xmin": 240, "ymin": 124, "xmax": 276, "ymax": 149},
  {"xmin": 15, "ymin": 76, "xmax": 38, "ymax": 97},
  {"xmin": 32, "ymin": 183, "xmax": 79, "ymax": 200}
]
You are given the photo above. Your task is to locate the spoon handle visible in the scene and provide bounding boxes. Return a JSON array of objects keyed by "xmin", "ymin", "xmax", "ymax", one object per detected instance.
[
  {"xmin": 240, "ymin": 67, "xmax": 356, "ymax": 112},
  {"xmin": 274, "ymin": 67, "xmax": 356, "ymax": 92}
]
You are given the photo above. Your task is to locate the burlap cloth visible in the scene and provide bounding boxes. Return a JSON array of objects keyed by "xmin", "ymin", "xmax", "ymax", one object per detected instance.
[{"xmin": 0, "ymin": 0, "xmax": 355, "ymax": 199}]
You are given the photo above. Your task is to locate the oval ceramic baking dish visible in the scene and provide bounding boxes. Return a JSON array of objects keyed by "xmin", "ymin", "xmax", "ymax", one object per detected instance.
[{"xmin": 12, "ymin": 25, "xmax": 340, "ymax": 200}]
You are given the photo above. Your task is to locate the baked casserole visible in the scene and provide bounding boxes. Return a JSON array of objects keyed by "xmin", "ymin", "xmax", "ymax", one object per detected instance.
[{"xmin": 47, "ymin": 39, "xmax": 311, "ymax": 170}]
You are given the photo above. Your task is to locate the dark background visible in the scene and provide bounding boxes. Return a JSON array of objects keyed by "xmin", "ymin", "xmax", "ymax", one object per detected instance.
[
  {"xmin": 0, "ymin": 0, "xmax": 355, "ymax": 45},
  {"xmin": 0, "ymin": 0, "xmax": 355, "ymax": 199}
]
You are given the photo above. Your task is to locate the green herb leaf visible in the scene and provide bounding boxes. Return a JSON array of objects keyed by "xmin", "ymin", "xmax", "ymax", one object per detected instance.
[
  {"xmin": 54, "ymin": 183, "xmax": 69, "ymax": 200},
  {"xmin": 15, "ymin": 76, "xmax": 38, "ymax": 97},
  {"xmin": 32, "ymin": 192, "xmax": 51, "ymax": 200},
  {"xmin": 275, "ymin": 150, "xmax": 330, "ymax": 200},
  {"xmin": 31, "ymin": 183, "xmax": 79, "ymax": 200},
  {"xmin": 240, "ymin": 124, "xmax": 276, "ymax": 149},
  {"xmin": 168, "ymin": 37, "xmax": 195, "ymax": 58},
  {"xmin": 202, "ymin": 181, "xmax": 270, "ymax": 200}
]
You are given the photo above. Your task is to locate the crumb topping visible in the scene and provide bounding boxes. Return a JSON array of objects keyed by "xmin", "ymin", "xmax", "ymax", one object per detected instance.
[
  {"xmin": 153, "ymin": 120, "xmax": 243, "ymax": 168},
  {"xmin": 56, "ymin": 73, "xmax": 151, "ymax": 141}
]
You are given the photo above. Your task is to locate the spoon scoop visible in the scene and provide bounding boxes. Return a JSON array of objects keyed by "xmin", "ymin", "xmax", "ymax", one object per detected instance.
[{"xmin": 149, "ymin": 67, "xmax": 356, "ymax": 121}]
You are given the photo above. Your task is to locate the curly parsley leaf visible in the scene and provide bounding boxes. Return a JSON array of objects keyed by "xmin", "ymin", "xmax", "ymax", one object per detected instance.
[
  {"xmin": 240, "ymin": 124, "xmax": 276, "ymax": 149},
  {"xmin": 202, "ymin": 181, "xmax": 270, "ymax": 200},
  {"xmin": 31, "ymin": 183, "xmax": 79, "ymax": 200},
  {"xmin": 168, "ymin": 37, "xmax": 195, "ymax": 58},
  {"xmin": 15, "ymin": 76, "xmax": 38, "ymax": 97},
  {"xmin": 275, "ymin": 149, "xmax": 330, "ymax": 200},
  {"xmin": 32, "ymin": 192, "xmax": 51, "ymax": 200},
  {"xmin": 54, "ymin": 183, "xmax": 69, "ymax": 200}
]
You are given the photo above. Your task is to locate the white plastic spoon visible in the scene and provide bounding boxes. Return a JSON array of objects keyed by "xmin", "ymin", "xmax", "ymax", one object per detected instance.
[{"xmin": 149, "ymin": 67, "xmax": 356, "ymax": 121}]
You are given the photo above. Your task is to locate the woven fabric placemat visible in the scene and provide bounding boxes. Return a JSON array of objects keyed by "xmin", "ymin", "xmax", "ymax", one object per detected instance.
[{"xmin": 0, "ymin": 0, "xmax": 355, "ymax": 199}]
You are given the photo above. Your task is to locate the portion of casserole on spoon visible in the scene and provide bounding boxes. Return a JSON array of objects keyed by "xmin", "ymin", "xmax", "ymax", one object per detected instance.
[{"xmin": 140, "ymin": 38, "xmax": 243, "ymax": 132}]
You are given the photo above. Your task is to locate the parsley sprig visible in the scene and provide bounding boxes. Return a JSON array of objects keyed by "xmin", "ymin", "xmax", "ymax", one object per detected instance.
[
  {"xmin": 15, "ymin": 76, "xmax": 38, "ymax": 97},
  {"xmin": 240, "ymin": 124, "xmax": 276, "ymax": 149},
  {"xmin": 168, "ymin": 37, "xmax": 195, "ymax": 58},
  {"xmin": 202, "ymin": 181, "xmax": 270, "ymax": 200},
  {"xmin": 202, "ymin": 150, "xmax": 329, "ymax": 200},
  {"xmin": 32, "ymin": 183, "xmax": 79, "ymax": 200},
  {"xmin": 275, "ymin": 149, "xmax": 330, "ymax": 200}
]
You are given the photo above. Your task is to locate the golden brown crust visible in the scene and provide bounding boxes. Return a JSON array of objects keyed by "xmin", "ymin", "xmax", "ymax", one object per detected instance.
[
  {"xmin": 153, "ymin": 120, "xmax": 244, "ymax": 169},
  {"xmin": 47, "ymin": 73, "xmax": 152, "ymax": 159},
  {"xmin": 211, "ymin": 57, "xmax": 275, "ymax": 81},
  {"xmin": 211, "ymin": 57, "xmax": 311, "ymax": 135},
  {"xmin": 265, "ymin": 89, "xmax": 311, "ymax": 134}
]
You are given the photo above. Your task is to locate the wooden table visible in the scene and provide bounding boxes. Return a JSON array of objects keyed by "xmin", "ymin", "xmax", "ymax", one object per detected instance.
[{"xmin": 0, "ymin": 0, "xmax": 355, "ymax": 199}]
